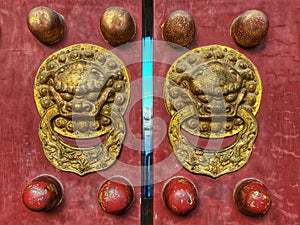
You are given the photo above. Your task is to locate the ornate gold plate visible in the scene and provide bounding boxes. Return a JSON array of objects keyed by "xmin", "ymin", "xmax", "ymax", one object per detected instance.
[
  {"xmin": 164, "ymin": 45, "xmax": 262, "ymax": 178},
  {"xmin": 34, "ymin": 44, "xmax": 130, "ymax": 175}
]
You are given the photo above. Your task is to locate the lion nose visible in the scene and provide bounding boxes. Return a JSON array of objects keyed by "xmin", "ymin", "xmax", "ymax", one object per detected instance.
[{"xmin": 205, "ymin": 100, "xmax": 226, "ymax": 114}]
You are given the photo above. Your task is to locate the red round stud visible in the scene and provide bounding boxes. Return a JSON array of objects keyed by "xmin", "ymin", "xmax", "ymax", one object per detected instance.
[
  {"xmin": 234, "ymin": 178, "xmax": 272, "ymax": 216},
  {"xmin": 162, "ymin": 176, "xmax": 198, "ymax": 216},
  {"xmin": 22, "ymin": 174, "xmax": 63, "ymax": 212},
  {"xmin": 98, "ymin": 176, "xmax": 134, "ymax": 214}
]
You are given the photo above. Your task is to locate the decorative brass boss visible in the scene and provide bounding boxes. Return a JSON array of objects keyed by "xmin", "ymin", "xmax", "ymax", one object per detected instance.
[
  {"xmin": 164, "ymin": 45, "xmax": 262, "ymax": 178},
  {"xmin": 34, "ymin": 44, "xmax": 130, "ymax": 176}
]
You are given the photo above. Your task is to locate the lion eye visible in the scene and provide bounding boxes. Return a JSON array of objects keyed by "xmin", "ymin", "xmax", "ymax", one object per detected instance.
[{"xmin": 60, "ymin": 93, "xmax": 73, "ymax": 101}]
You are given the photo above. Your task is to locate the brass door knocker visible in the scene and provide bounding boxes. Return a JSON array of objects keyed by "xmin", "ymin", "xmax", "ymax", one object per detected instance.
[
  {"xmin": 34, "ymin": 44, "xmax": 130, "ymax": 175},
  {"xmin": 164, "ymin": 45, "xmax": 262, "ymax": 178}
]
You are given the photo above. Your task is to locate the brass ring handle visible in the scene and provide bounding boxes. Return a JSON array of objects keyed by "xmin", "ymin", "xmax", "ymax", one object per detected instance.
[
  {"xmin": 39, "ymin": 105, "xmax": 126, "ymax": 175},
  {"xmin": 34, "ymin": 44, "xmax": 130, "ymax": 175},
  {"xmin": 168, "ymin": 105, "xmax": 257, "ymax": 178},
  {"xmin": 165, "ymin": 45, "xmax": 262, "ymax": 177}
]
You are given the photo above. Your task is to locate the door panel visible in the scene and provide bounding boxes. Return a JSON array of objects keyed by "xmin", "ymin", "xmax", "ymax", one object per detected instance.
[
  {"xmin": 0, "ymin": 1, "xmax": 142, "ymax": 224},
  {"xmin": 153, "ymin": 0, "xmax": 300, "ymax": 224},
  {"xmin": 1, "ymin": 0, "xmax": 300, "ymax": 225}
]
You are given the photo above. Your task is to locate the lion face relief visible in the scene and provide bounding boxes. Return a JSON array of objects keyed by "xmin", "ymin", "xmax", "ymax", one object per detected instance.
[{"xmin": 34, "ymin": 44, "xmax": 130, "ymax": 175}]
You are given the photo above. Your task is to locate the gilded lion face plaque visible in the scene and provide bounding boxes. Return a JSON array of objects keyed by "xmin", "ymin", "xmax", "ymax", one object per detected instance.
[
  {"xmin": 164, "ymin": 45, "xmax": 262, "ymax": 178},
  {"xmin": 34, "ymin": 44, "xmax": 130, "ymax": 176}
]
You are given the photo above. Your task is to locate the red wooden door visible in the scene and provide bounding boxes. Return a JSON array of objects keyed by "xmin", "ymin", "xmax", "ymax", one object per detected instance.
[
  {"xmin": 152, "ymin": 0, "xmax": 300, "ymax": 225},
  {"xmin": 1, "ymin": 0, "xmax": 300, "ymax": 225},
  {"xmin": 0, "ymin": 1, "xmax": 142, "ymax": 224}
]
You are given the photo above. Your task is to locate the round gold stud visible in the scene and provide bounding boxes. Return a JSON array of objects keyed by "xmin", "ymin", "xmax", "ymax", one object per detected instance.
[
  {"xmin": 100, "ymin": 7, "xmax": 136, "ymax": 46},
  {"xmin": 27, "ymin": 6, "xmax": 66, "ymax": 45},
  {"xmin": 162, "ymin": 10, "xmax": 195, "ymax": 47},
  {"xmin": 230, "ymin": 10, "xmax": 269, "ymax": 49}
]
